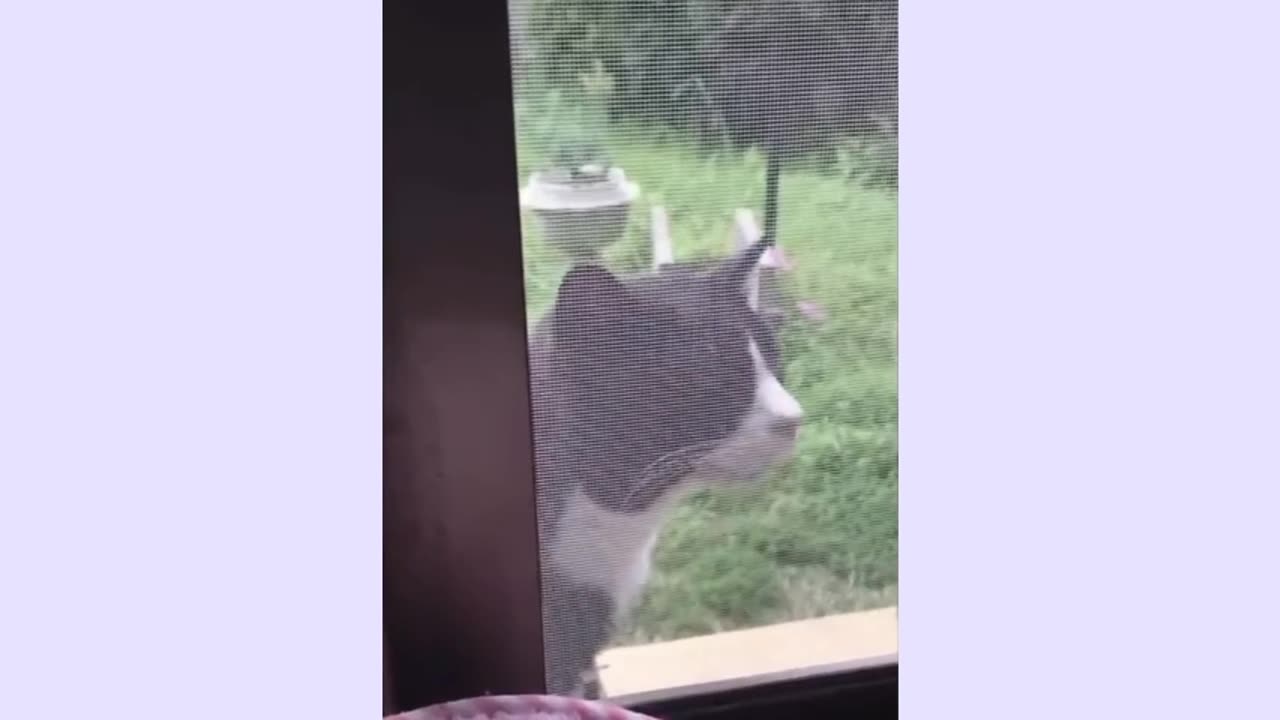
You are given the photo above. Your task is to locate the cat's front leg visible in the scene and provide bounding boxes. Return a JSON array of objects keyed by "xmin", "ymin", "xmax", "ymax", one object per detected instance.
[
  {"xmin": 580, "ymin": 663, "xmax": 603, "ymax": 699},
  {"xmin": 543, "ymin": 576, "xmax": 616, "ymax": 697}
]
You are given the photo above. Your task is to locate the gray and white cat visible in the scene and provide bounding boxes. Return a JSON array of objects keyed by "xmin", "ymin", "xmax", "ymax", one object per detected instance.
[{"xmin": 528, "ymin": 238, "xmax": 803, "ymax": 696}]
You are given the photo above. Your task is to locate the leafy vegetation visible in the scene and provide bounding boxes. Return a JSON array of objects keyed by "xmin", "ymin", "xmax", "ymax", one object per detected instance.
[{"xmin": 513, "ymin": 0, "xmax": 897, "ymax": 155}]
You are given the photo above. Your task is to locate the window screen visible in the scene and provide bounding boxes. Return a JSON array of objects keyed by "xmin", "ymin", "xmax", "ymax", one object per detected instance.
[{"xmin": 508, "ymin": 0, "xmax": 897, "ymax": 698}]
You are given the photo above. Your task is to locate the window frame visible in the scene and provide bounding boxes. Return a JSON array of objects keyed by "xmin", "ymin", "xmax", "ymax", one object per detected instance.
[
  {"xmin": 384, "ymin": 0, "xmax": 545, "ymax": 709},
  {"xmin": 382, "ymin": 1, "xmax": 898, "ymax": 716}
]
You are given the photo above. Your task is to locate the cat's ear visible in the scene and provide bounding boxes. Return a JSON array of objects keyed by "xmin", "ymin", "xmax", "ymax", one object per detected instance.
[
  {"xmin": 551, "ymin": 264, "xmax": 634, "ymax": 340},
  {"xmin": 713, "ymin": 238, "xmax": 769, "ymax": 294}
]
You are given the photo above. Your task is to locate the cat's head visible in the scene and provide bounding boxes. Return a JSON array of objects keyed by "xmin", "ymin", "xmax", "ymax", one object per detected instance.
[{"xmin": 535, "ymin": 239, "xmax": 803, "ymax": 510}]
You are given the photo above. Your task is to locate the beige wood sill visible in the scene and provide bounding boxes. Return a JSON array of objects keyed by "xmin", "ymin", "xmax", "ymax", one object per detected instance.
[{"xmin": 598, "ymin": 606, "xmax": 898, "ymax": 697}]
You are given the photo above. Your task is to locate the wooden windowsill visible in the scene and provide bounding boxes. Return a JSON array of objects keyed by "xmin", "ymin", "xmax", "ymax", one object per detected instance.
[{"xmin": 598, "ymin": 606, "xmax": 899, "ymax": 698}]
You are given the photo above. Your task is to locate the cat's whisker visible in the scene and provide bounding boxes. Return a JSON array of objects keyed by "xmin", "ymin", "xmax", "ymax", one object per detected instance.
[{"xmin": 621, "ymin": 439, "xmax": 722, "ymax": 510}]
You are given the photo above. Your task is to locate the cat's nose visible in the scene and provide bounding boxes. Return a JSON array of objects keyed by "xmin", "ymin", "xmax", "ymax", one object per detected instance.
[{"xmin": 769, "ymin": 413, "xmax": 804, "ymax": 438}]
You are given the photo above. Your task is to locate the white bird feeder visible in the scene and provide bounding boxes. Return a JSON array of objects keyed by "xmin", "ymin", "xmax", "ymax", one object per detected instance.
[{"xmin": 520, "ymin": 164, "xmax": 640, "ymax": 261}]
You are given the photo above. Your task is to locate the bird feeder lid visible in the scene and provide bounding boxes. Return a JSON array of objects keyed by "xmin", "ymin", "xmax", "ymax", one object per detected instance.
[{"xmin": 520, "ymin": 166, "xmax": 639, "ymax": 211}]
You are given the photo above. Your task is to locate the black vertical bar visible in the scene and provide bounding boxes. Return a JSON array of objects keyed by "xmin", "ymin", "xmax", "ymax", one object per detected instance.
[
  {"xmin": 384, "ymin": 0, "xmax": 545, "ymax": 713},
  {"xmin": 762, "ymin": 151, "xmax": 781, "ymax": 246}
]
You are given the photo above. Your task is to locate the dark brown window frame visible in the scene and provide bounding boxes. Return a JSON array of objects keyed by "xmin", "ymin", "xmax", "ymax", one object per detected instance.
[
  {"xmin": 384, "ymin": 0, "xmax": 544, "ymax": 710},
  {"xmin": 383, "ymin": 1, "xmax": 897, "ymax": 717}
]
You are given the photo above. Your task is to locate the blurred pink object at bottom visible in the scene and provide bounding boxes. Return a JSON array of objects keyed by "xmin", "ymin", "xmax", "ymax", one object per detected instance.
[{"xmin": 386, "ymin": 694, "xmax": 658, "ymax": 720}]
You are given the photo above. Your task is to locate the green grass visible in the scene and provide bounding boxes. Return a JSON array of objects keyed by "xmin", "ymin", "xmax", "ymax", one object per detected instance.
[{"xmin": 515, "ymin": 99, "xmax": 898, "ymax": 646}]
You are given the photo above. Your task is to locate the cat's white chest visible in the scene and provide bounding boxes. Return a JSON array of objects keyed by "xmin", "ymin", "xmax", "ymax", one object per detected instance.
[{"xmin": 547, "ymin": 490, "xmax": 668, "ymax": 610}]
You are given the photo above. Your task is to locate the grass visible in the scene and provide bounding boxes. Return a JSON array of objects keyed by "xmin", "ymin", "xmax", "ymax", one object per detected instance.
[{"xmin": 514, "ymin": 94, "xmax": 898, "ymax": 646}]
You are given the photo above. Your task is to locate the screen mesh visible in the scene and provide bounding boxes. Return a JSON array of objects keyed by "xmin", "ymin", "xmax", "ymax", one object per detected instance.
[{"xmin": 507, "ymin": 0, "xmax": 897, "ymax": 697}]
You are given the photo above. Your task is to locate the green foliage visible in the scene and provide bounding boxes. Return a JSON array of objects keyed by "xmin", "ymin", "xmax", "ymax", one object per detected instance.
[
  {"xmin": 520, "ymin": 0, "xmax": 897, "ymax": 161},
  {"xmin": 515, "ymin": 95, "xmax": 898, "ymax": 645}
]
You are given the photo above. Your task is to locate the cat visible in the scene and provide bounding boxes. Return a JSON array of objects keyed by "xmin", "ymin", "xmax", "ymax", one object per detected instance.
[{"xmin": 528, "ymin": 237, "xmax": 804, "ymax": 696}]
